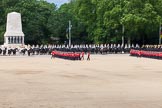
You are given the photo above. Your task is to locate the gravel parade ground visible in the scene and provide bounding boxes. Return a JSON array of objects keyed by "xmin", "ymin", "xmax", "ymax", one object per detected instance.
[{"xmin": 0, "ymin": 54, "xmax": 162, "ymax": 108}]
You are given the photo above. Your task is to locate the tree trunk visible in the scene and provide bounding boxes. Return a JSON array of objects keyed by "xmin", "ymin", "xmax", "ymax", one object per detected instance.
[{"xmin": 127, "ymin": 37, "xmax": 131, "ymax": 47}]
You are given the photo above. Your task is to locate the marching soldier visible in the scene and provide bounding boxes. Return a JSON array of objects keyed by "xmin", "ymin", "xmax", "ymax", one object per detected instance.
[
  {"xmin": 87, "ymin": 51, "xmax": 90, "ymax": 61},
  {"xmin": 81, "ymin": 52, "xmax": 84, "ymax": 60}
]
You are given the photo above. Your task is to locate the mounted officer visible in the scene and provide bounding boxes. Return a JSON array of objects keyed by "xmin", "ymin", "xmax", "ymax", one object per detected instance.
[
  {"xmin": 2, "ymin": 46, "xmax": 7, "ymax": 56},
  {"xmin": 7, "ymin": 47, "xmax": 12, "ymax": 56}
]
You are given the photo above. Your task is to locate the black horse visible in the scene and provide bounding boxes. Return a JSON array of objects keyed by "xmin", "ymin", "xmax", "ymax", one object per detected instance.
[
  {"xmin": 0, "ymin": 48, "xmax": 2, "ymax": 55},
  {"xmin": 3, "ymin": 48, "xmax": 7, "ymax": 56}
]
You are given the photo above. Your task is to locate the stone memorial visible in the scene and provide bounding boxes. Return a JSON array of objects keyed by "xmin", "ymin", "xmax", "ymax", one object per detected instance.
[{"xmin": 4, "ymin": 12, "xmax": 25, "ymax": 46}]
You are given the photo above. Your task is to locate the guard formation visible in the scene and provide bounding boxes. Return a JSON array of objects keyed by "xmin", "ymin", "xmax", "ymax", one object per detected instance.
[
  {"xmin": 51, "ymin": 51, "xmax": 81, "ymax": 60},
  {"xmin": 130, "ymin": 45, "xmax": 162, "ymax": 59}
]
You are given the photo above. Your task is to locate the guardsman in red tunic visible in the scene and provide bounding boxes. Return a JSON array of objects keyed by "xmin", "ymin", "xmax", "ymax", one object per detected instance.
[
  {"xmin": 51, "ymin": 51, "xmax": 55, "ymax": 59},
  {"xmin": 137, "ymin": 50, "xmax": 141, "ymax": 58},
  {"xmin": 81, "ymin": 52, "xmax": 84, "ymax": 60},
  {"xmin": 87, "ymin": 51, "xmax": 90, "ymax": 60}
]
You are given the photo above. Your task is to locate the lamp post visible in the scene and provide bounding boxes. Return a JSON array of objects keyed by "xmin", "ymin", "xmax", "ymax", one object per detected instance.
[
  {"xmin": 159, "ymin": 23, "xmax": 161, "ymax": 44},
  {"xmin": 122, "ymin": 25, "xmax": 124, "ymax": 46},
  {"xmin": 68, "ymin": 20, "xmax": 72, "ymax": 48}
]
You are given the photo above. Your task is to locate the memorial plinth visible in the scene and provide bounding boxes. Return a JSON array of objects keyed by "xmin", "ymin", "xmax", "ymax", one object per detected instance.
[{"xmin": 4, "ymin": 12, "xmax": 25, "ymax": 46}]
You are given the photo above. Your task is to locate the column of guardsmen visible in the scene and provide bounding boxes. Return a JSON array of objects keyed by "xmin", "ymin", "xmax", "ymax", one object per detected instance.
[{"xmin": 130, "ymin": 45, "xmax": 162, "ymax": 59}]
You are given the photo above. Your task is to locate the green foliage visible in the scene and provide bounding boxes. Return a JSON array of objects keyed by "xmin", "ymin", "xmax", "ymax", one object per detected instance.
[
  {"xmin": 0, "ymin": 0, "xmax": 162, "ymax": 44},
  {"xmin": 72, "ymin": 0, "xmax": 162, "ymax": 44}
]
